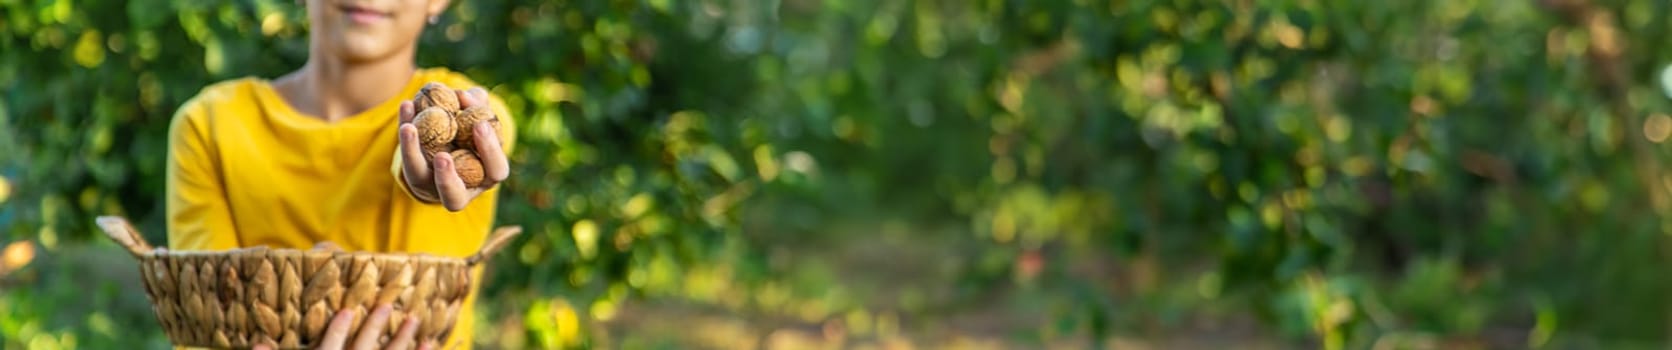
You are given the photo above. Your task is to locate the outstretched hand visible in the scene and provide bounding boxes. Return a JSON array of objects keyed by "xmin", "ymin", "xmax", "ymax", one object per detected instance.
[{"xmin": 396, "ymin": 87, "xmax": 511, "ymax": 212}]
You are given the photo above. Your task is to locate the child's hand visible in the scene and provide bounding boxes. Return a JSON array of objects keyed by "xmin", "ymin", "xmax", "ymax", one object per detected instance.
[{"xmin": 395, "ymin": 87, "xmax": 512, "ymax": 212}]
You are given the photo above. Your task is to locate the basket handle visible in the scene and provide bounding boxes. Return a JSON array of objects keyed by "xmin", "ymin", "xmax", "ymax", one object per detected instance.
[
  {"xmin": 96, "ymin": 216, "xmax": 154, "ymax": 258},
  {"xmin": 465, "ymin": 226, "xmax": 522, "ymax": 267}
]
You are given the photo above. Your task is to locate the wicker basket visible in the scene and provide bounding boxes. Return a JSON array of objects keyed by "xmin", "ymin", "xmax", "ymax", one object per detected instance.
[{"xmin": 95, "ymin": 216, "xmax": 520, "ymax": 349}]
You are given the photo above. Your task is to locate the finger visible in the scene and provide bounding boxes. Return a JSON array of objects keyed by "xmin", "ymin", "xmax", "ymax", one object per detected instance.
[
  {"xmin": 473, "ymin": 121, "xmax": 511, "ymax": 185},
  {"xmin": 312, "ymin": 241, "xmax": 342, "ymax": 252},
  {"xmin": 386, "ymin": 316, "xmax": 421, "ymax": 350},
  {"xmin": 455, "ymin": 87, "xmax": 488, "ymax": 109},
  {"xmin": 253, "ymin": 336, "xmax": 279, "ymax": 349},
  {"xmin": 399, "ymin": 100, "xmax": 417, "ymax": 124},
  {"xmin": 400, "ymin": 124, "xmax": 434, "ymax": 185},
  {"xmin": 353, "ymin": 305, "xmax": 394, "ymax": 349},
  {"xmin": 432, "ymin": 152, "xmax": 473, "ymax": 212},
  {"xmin": 318, "ymin": 309, "xmax": 359, "ymax": 349},
  {"xmin": 470, "ymin": 87, "xmax": 489, "ymax": 106},
  {"xmin": 398, "ymin": 99, "xmax": 426, "ymax": 184},
  {"xmin": 418, "ymin": 340, "xmax": 440, "ymax": 350}
]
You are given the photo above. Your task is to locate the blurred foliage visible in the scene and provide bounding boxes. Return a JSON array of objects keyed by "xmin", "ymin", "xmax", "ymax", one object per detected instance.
[{"xmin": 8, "ymin": 0, "xmax": 1672, "ymax": 348}]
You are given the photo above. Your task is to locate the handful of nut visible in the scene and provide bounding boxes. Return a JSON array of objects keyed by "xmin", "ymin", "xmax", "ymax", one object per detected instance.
[{"xmin": 409, "ymin": 82, "xmax": 503, "ymax": 189}]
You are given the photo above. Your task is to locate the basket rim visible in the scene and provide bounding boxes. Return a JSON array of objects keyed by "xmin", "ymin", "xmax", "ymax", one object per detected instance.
[
  {"xmin": 141, "ymin": 248, "xmax": 471, "ymax": 265},
  {"xmin": 97, "ymin": 215, "xmax": 523, "ymax": 267}
]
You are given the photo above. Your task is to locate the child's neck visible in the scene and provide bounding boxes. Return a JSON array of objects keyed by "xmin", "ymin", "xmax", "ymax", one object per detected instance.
[{"xmin": 275, "ymin": 55, "xmax": 416, "ymax": 123}]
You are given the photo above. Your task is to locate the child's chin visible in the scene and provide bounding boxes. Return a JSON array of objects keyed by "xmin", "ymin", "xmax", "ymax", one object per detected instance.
[{"xmin": 332, "ymin": 36, "xmax": 403, "ymax": 62}]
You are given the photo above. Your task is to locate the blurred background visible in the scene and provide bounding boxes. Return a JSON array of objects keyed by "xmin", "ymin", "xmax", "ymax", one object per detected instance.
[{"xmin": 6, "ymin": 0, "xmax": 1672, "ymax": 348}]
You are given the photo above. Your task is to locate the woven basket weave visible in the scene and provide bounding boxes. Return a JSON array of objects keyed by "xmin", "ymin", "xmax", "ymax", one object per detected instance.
[{"xmin": 95, "ymin": 216, "xmax": 520, "ymax": 349}]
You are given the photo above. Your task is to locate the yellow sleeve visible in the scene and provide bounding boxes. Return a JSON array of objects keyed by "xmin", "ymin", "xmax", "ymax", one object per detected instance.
[
  {"xmin": 390, "ymin": 92, "xmax": 518, "ymax": 203},
  {"xmin": 166, "ymin": 98, "xmax": 239, "ymax": 251}
]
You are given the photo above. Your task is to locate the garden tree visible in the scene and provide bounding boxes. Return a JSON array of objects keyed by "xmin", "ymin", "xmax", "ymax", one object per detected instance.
[{"xmin": 7, "ymin": 0, "xmax": 1672, "ymax": 348}]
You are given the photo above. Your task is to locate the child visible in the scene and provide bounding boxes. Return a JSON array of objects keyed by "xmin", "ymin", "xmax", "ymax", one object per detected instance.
[{"xmin": 167, "ymin": 0, "xmax": 515, "ymax": 348}]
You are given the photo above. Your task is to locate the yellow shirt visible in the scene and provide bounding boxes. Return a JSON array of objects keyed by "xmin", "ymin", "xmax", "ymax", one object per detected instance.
[{"xmin": 166, "ymin": 68, "xmax": 515, "ymax": 349}]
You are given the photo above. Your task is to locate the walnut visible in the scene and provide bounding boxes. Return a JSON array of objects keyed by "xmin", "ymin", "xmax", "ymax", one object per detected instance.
[
  {"xmin": 450, "ymin": 149, "xmax": 486, "ymax": 188},
  {"xmin": 452, "ymin": 106, "xmax": 501, "ymax": 151},
  {"xmin": 413, "ymin": 107, "xmax": 456, "ymax": 157},
  {"xmin": 413, "ymin": 83, "xmax": 459, "ymax": 115}
]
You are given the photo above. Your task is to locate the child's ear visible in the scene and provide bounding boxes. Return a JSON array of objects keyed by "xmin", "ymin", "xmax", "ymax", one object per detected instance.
[{"xmin": 426, "ymin": 0, "xmax": 452, "ymax": 22}]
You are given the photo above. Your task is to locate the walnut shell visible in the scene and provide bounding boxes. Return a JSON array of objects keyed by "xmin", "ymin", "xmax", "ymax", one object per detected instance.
[
  {"xmin": 413, "ymin": 108, "xmax": 456, "ymax": 158},
  {"xmin": 450, "ymin": 150, "xmax": 486, "ymax": 188},
  {"xmin": 453, "ymin": 106, "xmax": 501, "ymax": 151},
  {"xmin": 413, "ymin": 83, "xmax": 459, "ymax": 115}
]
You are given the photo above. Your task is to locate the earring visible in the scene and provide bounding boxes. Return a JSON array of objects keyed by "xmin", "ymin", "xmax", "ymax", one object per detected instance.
[{"xmin": 428, "ymin": 15, "xmax": 439, "ymax": 24}]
